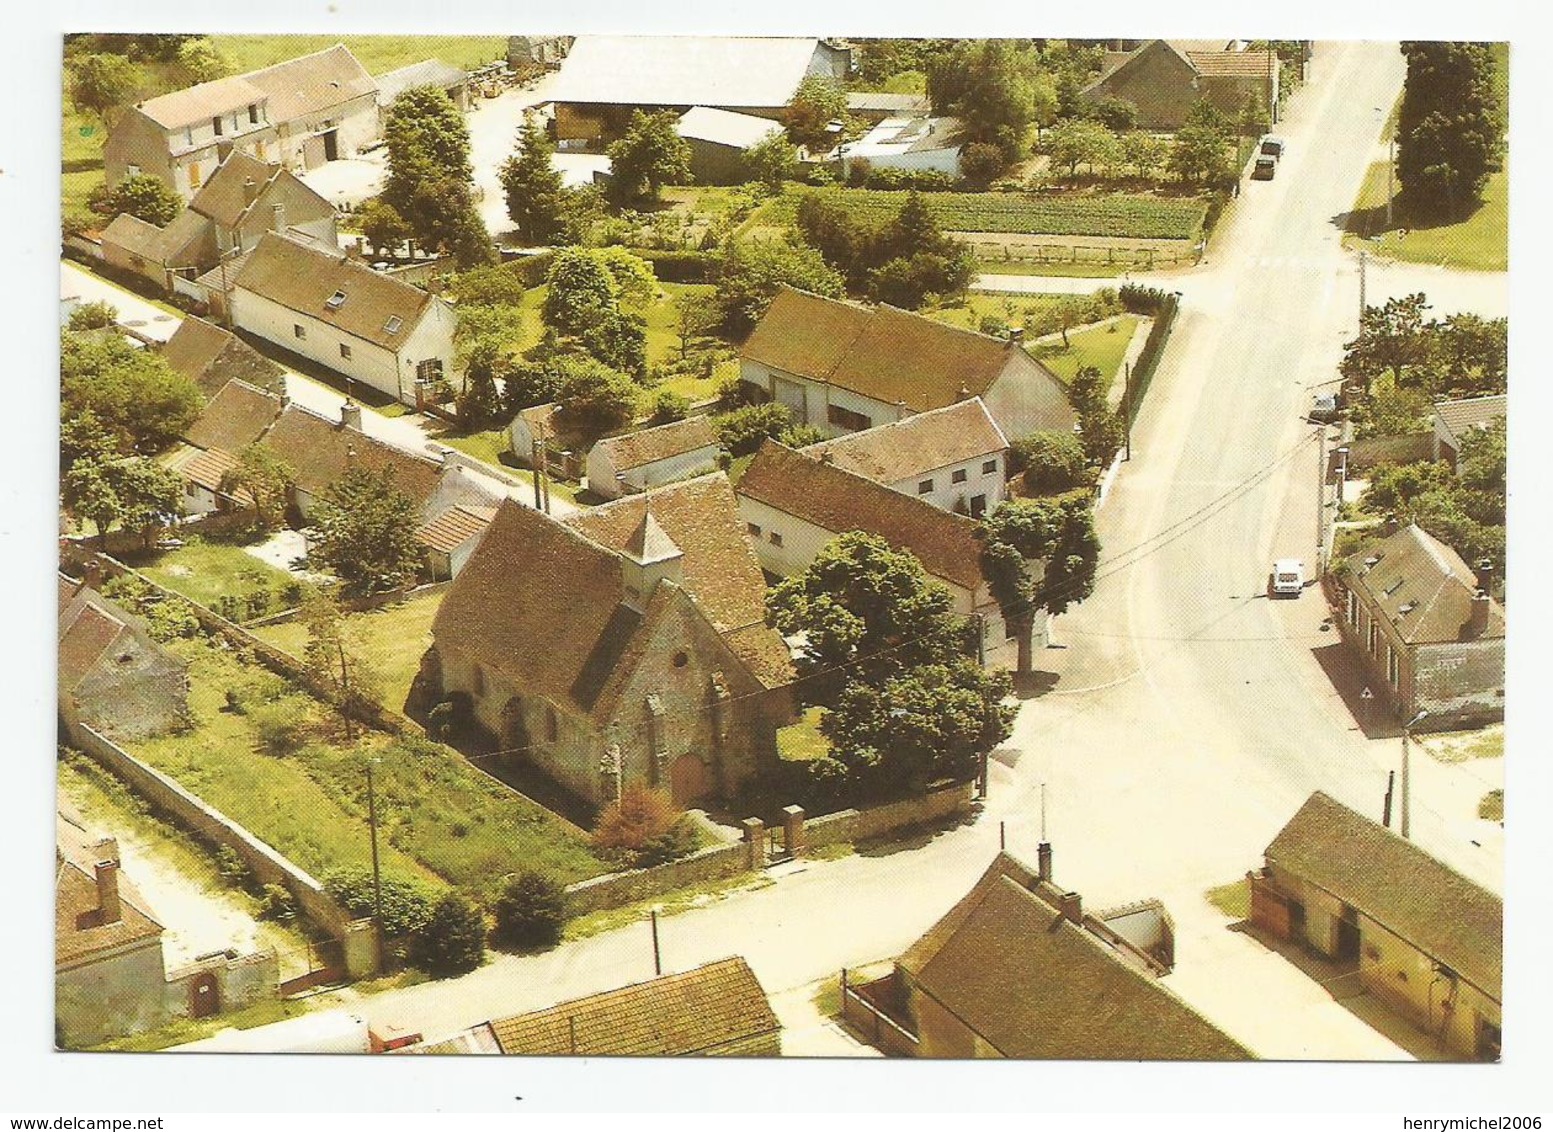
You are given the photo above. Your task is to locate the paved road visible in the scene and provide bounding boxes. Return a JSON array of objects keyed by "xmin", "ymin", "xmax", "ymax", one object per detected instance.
[{"xmin": 61, "ymin": 262, "xmax": 182, "ymax": 342}]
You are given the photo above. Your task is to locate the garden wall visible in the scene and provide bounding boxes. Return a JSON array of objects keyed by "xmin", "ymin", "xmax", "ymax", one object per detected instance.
[
  {"xmin": 561, "ymin": 840, "xmax": 751, "ymax": 918},
  {"xmin": 68, "ymin": 723, "xmax": 378, "ymax": 979},
  {"xmin": 805, "ymin": 780, "xmax": 976, "ymax": 850}
]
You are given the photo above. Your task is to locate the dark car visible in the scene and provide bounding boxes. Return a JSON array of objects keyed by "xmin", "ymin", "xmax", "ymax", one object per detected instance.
[{"xmin": 1252, "ymin": 155, "xmax": 1277, "ymax": 180}]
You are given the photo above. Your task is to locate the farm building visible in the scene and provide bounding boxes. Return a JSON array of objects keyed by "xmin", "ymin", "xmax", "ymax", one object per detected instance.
[
  {"xmin": 676, "ymin": 106, "xmax": 785, "ymax": 184},
  {"xmin": 585, "ymin": 416, "xmax": 722, "ymax": 500},
  {"xmin": 837, "ymin": 116, "xmax": 965, "ymax": 178},
  {"xmin": 1081, "ymin": 40, "xmax": 1280, "ymax": 130}
]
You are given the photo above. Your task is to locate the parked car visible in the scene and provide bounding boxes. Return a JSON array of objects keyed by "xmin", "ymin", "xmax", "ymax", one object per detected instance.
[
  {"xmin": 1252, "ymin": 155, "xmax": 1277, "ymax": 180},
  {"xmin": 1259, "ymin": 136, "xmax": 1287, "ymax": 159},
  {"xmin": 1309, "ymin": 392, "xmax": 1341, "ymax": 423},
  {"xmin": 1270, "ymin": 558, "xmax": 1306, "ymax": 598}
]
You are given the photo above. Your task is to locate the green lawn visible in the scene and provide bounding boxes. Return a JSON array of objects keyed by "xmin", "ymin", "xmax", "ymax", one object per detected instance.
[
  {"xmin": 208, "ymin": 35, "xmax": 507, "ymax": 76},
  {"xmin": 252, "ymin": 592, "xmax": 444, "ymax": 716},
  {"xmin": 777, "ymin": 707, "xmax": 829, "ymax": 762},
  {"xmin": 133, "ymin": 634, "xmax": 610, "ymax": 899},
  {"xmin": 1030, "ymin": 316, "xmax": 1142, "ymax": 385},
  {"xmin": 930, "ymin": 292, "xmax": 1088, "ymax": 336},
  {"xmin": 130, "ymin": 539, "xmax": 297, "ymax": 613},
  {"xmin": 1204, "ymin": 879, "xmax": 1251, "ymax": 921}
]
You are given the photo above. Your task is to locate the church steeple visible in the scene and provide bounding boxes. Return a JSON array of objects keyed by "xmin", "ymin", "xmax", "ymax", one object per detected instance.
[{"xmin": 620, "ymin": 505, "xmax": 683, "ymax": 612}]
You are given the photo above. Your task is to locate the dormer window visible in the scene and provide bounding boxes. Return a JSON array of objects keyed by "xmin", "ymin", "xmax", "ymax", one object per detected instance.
[
  {"xmin": 384, "ymin": 315, "xmax": 403, "ymax": 335},
  {"xmin": 325, "ymin": 290, "xmax": 347, "ymax": 311},
  {"xmin": 212, "ymin": 115, "xmax": 224, "ymax": 137},
  {"xmin": 248, "ymin": 103, "xmax": 260, "ymax": 125},
  {"xmin": 1398, "ymin": 602, "xmax": 1417, "ymax": 615}
]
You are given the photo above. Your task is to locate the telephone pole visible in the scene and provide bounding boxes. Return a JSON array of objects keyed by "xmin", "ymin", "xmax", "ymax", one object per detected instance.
[
  {"xmin": 1358, "ymin": 250, "xmax": 1367, "ymax": 322},
  {"xmin": 366, "ymin": 760, "xmax": 383, "ymax": 935},
  {"xmin": 1315, "ymin": 424, "xmax": 1328, "ymax": 573}
]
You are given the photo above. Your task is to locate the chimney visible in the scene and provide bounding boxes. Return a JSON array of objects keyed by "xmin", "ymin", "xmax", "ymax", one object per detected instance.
[
  {"xmin": 819, "ymin": 449, "xmax": 833, "ymax": 464},
  {"xmin": 1475, "ymin": 559, "xmax": 1496, "ymax": 596},
  {"xmin": 1037, "ymin": 841, "xmax": 1053, "ymax": 883},
  {"xmin": 242, "ymin": 177, "xmax": 259, "ymax": 205},
  {"xmin": 340, "ymin": 400, "xmax": 362, "ymax": 432},
  {"xmin": 1381, "ymin": 512, "xmax": 1401, "ymax": 537},
  {"xmin": 1466, "ymin": 588, "xmax": 1491, "ymax": 639},
  {"xmin": 92, "ymin": 841, "xmax": 122, "ymax": 925},
  {"xmin": 270, "ymin": 201, "xmax": 287, "ymax": 233},
  {"xmin": 1058, "ymin": 891, "xmax": 1082, "ymax": 925}
]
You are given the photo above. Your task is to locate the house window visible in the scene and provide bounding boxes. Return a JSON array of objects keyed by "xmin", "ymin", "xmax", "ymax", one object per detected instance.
[
  {"xmin": 1367, "ymin": 620, "xmax": 1379, "ymax": 657},
  {"xmin": 248, "ymin": 103, "xmax": 260, "ymax": 125},
  {"xmin": 546, "ymin": 707, "xmax": 559, "ymax": 742},
  {"xmin": 184, "ymin": 127, "xmax": 194, "ymax": 147},
  {"xmin": 1387, "ymin": 645, "xmax": 1399, "ymax": 687},
  {"xmin": 212, "ymin": 115, "xmax": 224, "ymax": 137},
  {"xmin": 983, "ymin": 459, "xmax": 998, "ymax": 475},
  {"xmin": 1004, "ymin": 618, "xmax": 1017, "ymax": 641},
  {"xmin": 827, "ymin": 404, "xmax": 871, "ymax": 432},
  {"xmin": 185, "ymin": 482, "xmax": 197, "ymax": 498},
  {"xmin": 416, "ymin": 358, "xmax": 444, "ymax": 384},
  {"xmin": 746, "ymin": 522, "xmax": 761, "ymax": 537},
  {"xmin": 769, "ymin": 531, "xmax": 784, "ymax": 548},
  {"xmin": 339, "ymin": 343, "xmax": 352, "ymax": 360},
  {"xmin": 952, "ymin": 468, "xmax": 968, "ymax": 484},
  {"xmin": 293, "ymin": 324, "xmax": 306, "ymax": 339},
  {"xmin": 1347, "ymin": 589, "xmax": 1359, "ymax": 627},
  {"xmin": 917, "ymin": 479, "xmax": 934, "ymax": 495}
]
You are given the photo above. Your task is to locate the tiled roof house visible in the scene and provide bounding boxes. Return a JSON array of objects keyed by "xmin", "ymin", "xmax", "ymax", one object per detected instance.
[
  {"xmin": 59, "ymin": 574, "xmax": 188, "ymax": 742},
  {"xmin": 585, "ymin": 415, "xmax": 721, "ymax": 500},
  {"xmin": 740, "ymin": 288, "xmax": 1075, "ymax": 442},
  {"xmin": 159, "ymin": 315, "xmax": 285, "ymax": 397},
  {"xmin": 428, "ymin": 473, "xmax": 793, "ymax": 807},
  {"xmin": 1081, "ymin": 39, "xmax": 1281, "ymax": 129}
]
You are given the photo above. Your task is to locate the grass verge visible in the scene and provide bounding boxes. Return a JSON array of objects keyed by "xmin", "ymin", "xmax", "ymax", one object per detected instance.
[
  {"xmin": 1205, "ymin": 879, "xmax": 1251, "ymax": 921},
  {"xmin": 564, "ymin": 871, "xmax": 773, "ymax": 942}
]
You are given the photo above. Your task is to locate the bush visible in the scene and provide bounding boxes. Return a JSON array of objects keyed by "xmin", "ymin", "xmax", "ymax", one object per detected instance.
[
  {"xmin": 649, "ymin": 389, "xmax": 690, "ymax": 425},
  {"xmin": 215, "ymin": 846, "xmax": 249, "ymax": 887},
  {"xmin": 321, "ymin": 866, "xmax": 437, "ymax": 939},
  {"xmin": 411, "ymin": 891, "xmax": 487, "ymax": 977},
  {"xmin": 864, "ymin": 166, "xmax": 958, "ymax": 192},
  {"xmin": 250, "ymin": 701, "xmax": 306, "ymax": 757},
  {"xmin": 1118, "ymin": 282, "xmax": 1172, "ymax": 315},
  {"xmin": 591, "ymin": 784, "xmax": 700, "ymax": 869},
  {"xmin": 779, "ymin": 424, "xmax": 827, "ymax": 448},
  {"xmin": 1014, "ymin": 430, "xmax": 1093, "ymax": 495},
  {"xmin": 259, "ymin": 883, "xmax": 296, "ymax": 921},
  {"xmin": 67, "ymin": 300, "xmax": 118, "ymax": 331},
  {"xmin": 491, "ymin": 871, "xmax": 567, "ymax": 950},
  {"xmin": 632, "ymin": 248, "xmax": 721, "ymax": 284},
  {"xmin": 504, "ymin": 250, "xmax": 557, "ymax": 288},
  {"xmin": 959, "ymin": 143, "xmax": 1007, "ymax": 188},
  {"xmin": 714, "ymin": 402, "xmax": 793, "ymax": 457}
]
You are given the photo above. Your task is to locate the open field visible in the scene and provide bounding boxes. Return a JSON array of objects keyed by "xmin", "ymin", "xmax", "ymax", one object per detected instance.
[
  {"xmin": 207, "ymin": 35, "xmax": 506, "ymax": 76},
  {"xmin": 756, "ymin": 186, "xmax": 1210, "ymax": 241},
  {"xmin": 251, "ymin": 591, "xmax": 443, "ymax": 716},
  {"xmin": 131, "ymin": 634, "xmax": 609, "ymax": 900},
  {"xmin": 129, "ymin": 539, "xmax": 296, "ymax": 612}
]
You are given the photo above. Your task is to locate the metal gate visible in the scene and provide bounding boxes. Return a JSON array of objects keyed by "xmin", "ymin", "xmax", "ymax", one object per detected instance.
[{"xmin": 766, "ymin": 824, "xmax": 791, "ymax": 865}]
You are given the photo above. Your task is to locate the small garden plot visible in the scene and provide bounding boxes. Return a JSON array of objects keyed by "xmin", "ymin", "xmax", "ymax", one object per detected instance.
[
  {"xmin": 1030, "ymin": 316, "xmax": 1142, "ymax": 386},
  {"xmin": 131, "ymin": 539, "xmax": 298, "ymax": 617}
]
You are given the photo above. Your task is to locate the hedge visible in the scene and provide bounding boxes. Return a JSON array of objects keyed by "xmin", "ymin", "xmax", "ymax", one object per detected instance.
[{"xmin": 633, "ymin": 248, "xmax": 721, "ymax": 284}]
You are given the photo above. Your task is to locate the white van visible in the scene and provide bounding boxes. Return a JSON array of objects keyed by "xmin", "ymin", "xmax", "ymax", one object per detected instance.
[{"xmin": 1271, "ymin": 558, "xmax": 1305, "ymax": 597}]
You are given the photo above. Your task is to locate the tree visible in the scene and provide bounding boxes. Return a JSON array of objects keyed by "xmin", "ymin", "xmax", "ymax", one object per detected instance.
[
  {"xmin": 766, "ymin": 531, "xmax": 968, "ymax": 707},
  {"xmin": 502, "ymin": 358, "xmax": 561, "ymax": 416},
  {"xmin": 1429, "ymin": 313, "xmax": 1508, "ymax": 396},
  {"xmin": 959, "ymin": 142, "xmax": 1007, "ymax": 188},
  {"xmin": 649, "ymin": 389, "xmax": 690, "ymax": 425},
  {"xmin": 100, "ymin": 174, "xmax": 183, "ymax": 226},
  {"xmin": 1341, "ymin": 293, "xmax": 1433, "ymax": 398},
  {"xmin": 591, "ymin": 783, "xmax": 693, "ymax": 867},
  {"xmin": 309, "ymin": 467, "xmax": 424, "ymax": 597},
  {"xmin": 868, "ymin": 250, "xmax": 974, "ymax": 309},
  {"xmin": 1397, "ymin": 42, "xmax": 1505, "ymax": 221},
  {"xmin": 115, "ymin": 459, "xmax": 184, "ymax": 549},
  {"xmin": 68, "ymin": 53, "xmax": 142, "ymax": 120},
  {"xmin": 411, "ymin": 891, "xmax": 487, "ymax": 977},
  {"xmin": 450, "ymin": 264, "xmax": 529, "ymax": 309},
  {"xmin": 382, "ymin": 86, "xmax": 492, "ymax": 267},
  {"xmin": 1068, "ymin": 364, "xmax": 1123, "ymax": 464},
  {"xmin": 59, "ymin": 408, "xmax": 116, "ymax": 475},
  {"xmin": 1120, "ymin": 131, "xmax": 1169, "ymax": 180},
  {"xmin": 926, "ymin": 40, "xmax": 1038, "ymax": 161},
  {"xmin": 1014, "ymin": 430, "xmax": 1091, "ymax": 495},
  {"xmin": 491, "ymin": 872, "xmax": 566, "ymax": 950},
  {"xmin": 499, "ymin": 115, "xmax": 566, "ymax": 245},
  {"xmin": 175, "ymin": 37, "xmax": 231, "ymax": 83},
  {"xmin": 1046, "ymin": 118, "xmax": 1118, "ymax": 178},
  {"xmin": 795, "ymin": 193, "xmax": 877, "ymax": 287},
  {"xmin": 1168, "ymin": 101, "xmax": 1232, "ymax": 185},
  {"xmin": 67, "ymin": 300, "xmax": 118, "ymax": 331},
  {"xmin": 605, "ymin": 110, "xmax": 692, "ymax": 207},
  {"xmin": 220, "ymin": 444, "xmax": 293, "ymax": 533},
  {"xmin": 743, "ymin": 133, "xmax": 800, "ymax": 192},
  {"xmin": 553, "ymin": 356, "xmax": 637, "ymax": 442},
  {"xmin": 61, "ymin": 332, "xmax": 203, "ymax": 453},
  {"xmin": 298, "ymin": 587, "xmax": 381, "ymax": 739},
  {"xmin": 356, "ymin": 199, "xmax": 410, "ymax": 256},
  {"xmin": 673, "ymin": 290, "xmax": 718, "ymax": 359},
  {"xmin": 782, "ymin": 75, "xmax": 849, "ymax": 149},
  {"xmin": 713, "ymin": 402, "xmax": 793, "ymax": 457},
  {"xmin": 715, "ymin": 240, "xmax": 844, "ymax": 336},
  {"xmin": 457, "ymin": 341, "xmax": 507, "ymax": 429},
  {"xmin": 62, "ymin": 460, "xmax": 122, "ymax": 548},
  {"xmin": 979, "ymin": 493, "xmax": 1100, "ymax": 675},
  {"xmin": 1089, "ymin": 95, "xmax": 1138, "ymax": 133},
  {"xmin": 818, "ymin": 661, "xmax": 1014, "ymax": 802},
  {"xmin": 1237, "ymin": 90, "xmax": 1269, "ymax": 139}
]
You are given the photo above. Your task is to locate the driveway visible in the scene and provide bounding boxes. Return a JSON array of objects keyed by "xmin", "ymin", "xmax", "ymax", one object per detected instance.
[
  {"xmin": 61, "ymin": 261, "xmax": 181, "ymax": 342},
  {"xmin": 296, "ymin": 154, "xmax": 388, "ymax": 211}
]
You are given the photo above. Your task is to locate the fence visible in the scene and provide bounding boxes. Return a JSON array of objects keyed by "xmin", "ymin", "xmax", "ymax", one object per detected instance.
[
  {"xmin": 68, "ymin": 722, "xmax": 378, "ymax": 979},
  {"xmin": 840, "ymin": 968, "xmax": 920, "ymax": 1057},
  {"xmin": 974, "ymin": 241, "xmax": 1200, "ymax": 271},
  {"xmin": 1122, "ymin": 290, "xmax": 1181, "ymax": 430}
]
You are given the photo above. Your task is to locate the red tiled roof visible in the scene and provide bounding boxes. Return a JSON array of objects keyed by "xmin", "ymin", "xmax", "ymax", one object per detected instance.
[
  {"xmin": 185, "ymin": 379, "xmax": 284, "ymax": 453},
  {"xmin": 1185, "ymin": 49, "xmax": 1279, "ymax": 78},
  {"xmin": 802, "ymin": 397, "xmax": 1007, "ymax": 485},
  {"xmin": 416, "ymin": 505, "xmax": 492, "ymax": 554},
  {"xmin": 260, "ymin": 403, "xmax": 443, "ymax": 506},
  {"xmin": 489, "ymin": 957, "xmax": 778, "ymax": 1056},
  {"xmin": 737, "ymin": 440, "xmax": 987, "ymax": 592},
  {"xmin": 590, "ymin": 416, "xmax": 719, "ymax": 473}
]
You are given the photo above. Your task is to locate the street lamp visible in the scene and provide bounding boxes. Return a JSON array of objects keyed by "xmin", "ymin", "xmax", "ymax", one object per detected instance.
[
  {"xmin": 1400, "ymin": 710, "xmax": 1426, "ymax": 839},
  {"xmin": 1336, "ymin": 445, "xmax": 1350, "ymax": 507}
]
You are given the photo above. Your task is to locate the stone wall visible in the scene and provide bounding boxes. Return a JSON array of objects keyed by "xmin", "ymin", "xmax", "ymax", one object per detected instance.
[
  {"xmin": 68, "ymin": 723, "xmax": 378, "ymax": 978},
  {"xmin": 165, "ymin": 949, "xmax": 280, "ymax": 1021},
  {"xmin": 561, "ymin": 839, "xmax": 752, "ymax": 918},
  {"xmin": 805, "ymin": 780, "xmax": 976, "ymax": 850}
]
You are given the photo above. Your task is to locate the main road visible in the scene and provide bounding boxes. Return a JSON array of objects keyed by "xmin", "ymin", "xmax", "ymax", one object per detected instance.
[{"xmin": 341, "ymin": 43, "xmax": 1501, "ymax": 1057}]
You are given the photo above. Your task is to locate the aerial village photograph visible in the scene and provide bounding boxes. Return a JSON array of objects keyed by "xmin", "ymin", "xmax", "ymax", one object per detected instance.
[{"xmin": 30, "ymin": 4, "xmax": 1538, "ymax": 1114}]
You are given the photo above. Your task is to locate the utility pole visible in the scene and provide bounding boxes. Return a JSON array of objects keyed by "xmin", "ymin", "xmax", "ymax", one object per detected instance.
[
  {"xmin": 1400, "ymin": 712, "xmax": 1425, "ymax": 839},
  {"xmin": 1383, "ymin": 770, "xmax": 1396, "ymax": 828},
  {"xmin": 1315, "ymin": 424, "xmax": 1328, "ymax": 574},
  {"xmin": 1122, "ymin": 362, "xmax": 1132, "ymax": 462},
  {"xmin": 649, "ymin": 908, "xmax": 662, "ymax": 976},
  {"xmin": 366, "ymin": 760, "xmax": 383, "ymax": 936},
  {"xmin": 1358, "ymin": 250, "xmax": 1367, "ymax": 322},
  {"xmin": 1386, "ymin": 136, "xmax": 1395, "ymax": 231},
  {"xmin": 530, "ymin": 440, "xmax": 544, "ymax": 510}
]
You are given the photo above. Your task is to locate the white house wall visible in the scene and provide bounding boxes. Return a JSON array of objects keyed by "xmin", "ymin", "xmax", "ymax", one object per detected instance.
[
  {"xmin": 230, "ymin": 287, "xmax": 407, "ymax": 400},
  {"xmin": 885, "ymin": 452, "xmax": 1006, "ymax": 514},
  {"xmin": 589, "ymin": 445, "xmax": 722, "ymax": 497},
  {"xmin": 399, "ymin": 299, "xmax": 461, "ymax": 397},
  {"xmin": 277, "ymin": 95, "xmax": 380, "ymax": 171},
  {"xmin": 980, "ymin": 353, "xmax": 1077, "ymax": 441}
]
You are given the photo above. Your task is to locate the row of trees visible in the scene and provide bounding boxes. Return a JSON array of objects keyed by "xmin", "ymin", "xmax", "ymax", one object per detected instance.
[
  {"xmin": 1341, "ymin": 294, "xmax": 1507, "ymax": 408},
  {"xmin": 1043, "ymin": 100, "xmax": 1237, "ymax": 186},
  {"xmin": 1396, "ymin": 42, "xmax": 1505, "ymax": 223}
]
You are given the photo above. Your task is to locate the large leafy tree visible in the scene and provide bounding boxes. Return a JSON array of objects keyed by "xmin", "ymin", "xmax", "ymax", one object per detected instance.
[
  {"xmin": 99, "ymin": 174, "xmax": 183, "ymax": 226},
  {"xmin": 782, "ymin": 76, "xmax": 849, "ymax": 149},
  {"xmin": 979, "ymin": 493, "xmax": 1101, "ymax": 675},
  {"xmin": 766, "ymin": 531, "xmax": 969, "ymax": 708},
  {"xmin": 605, "ymin": 110, "xmax": 692, "ymax": 206},
  {"xmin": 410, "ymin": 891, "xmax": 487, "ymax": 977},
  {"xmin": 309, "ymin": 466, "xmax": 424, "ymax": 596},
  {"xmin": 1397, "ymin": 42, "xmax": 1505, "ymax": 222},
  {"xmin": 1046, "ymin": 118, "xmax": 1119, "ymax": 178},
  {"xmin": 491, "ymin": 872, "xmax": 565, "ymax": 950},
  {"xmin": 714, "ymin": 239, "xmax": 844, "ymax": 336},
  {"xmin": 540, "ymin": 247, "xmax": 653, "ymax": 377},
  {"xmin": 552, "ymin": 355, "xmax": 638, "ymax": 443},
  {"xmin": 381, "ymin": 86, "xmax": 493, "ymax": 268},
  {"xmin": 1340, "ymin": 293, "xmax": 1433, "ymax": 399},
  {"xmin": 499, "ymin": 115, "xmax": 566, "ymax": 245},
  {"xmin": 926, "ymin": 40, "xmax": 1039, "ymax": 161},
  {"xmin": 61, "ymin": 332, "xmax": 202, "ymax": 454},
  {"xmin": 62, "ymin": 454, "xmax": 182, "ymax": 549},
  {"xmin": 220, "ymin": 444, "xmax": 294, "ymax": 533},
  {"xmin": 1168, "ymin": 100, "xmax": 1232, "ymax": 185},
  {"xmin": 68, "ymin": 53, "xmax": 143, "ymax": 121}
]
